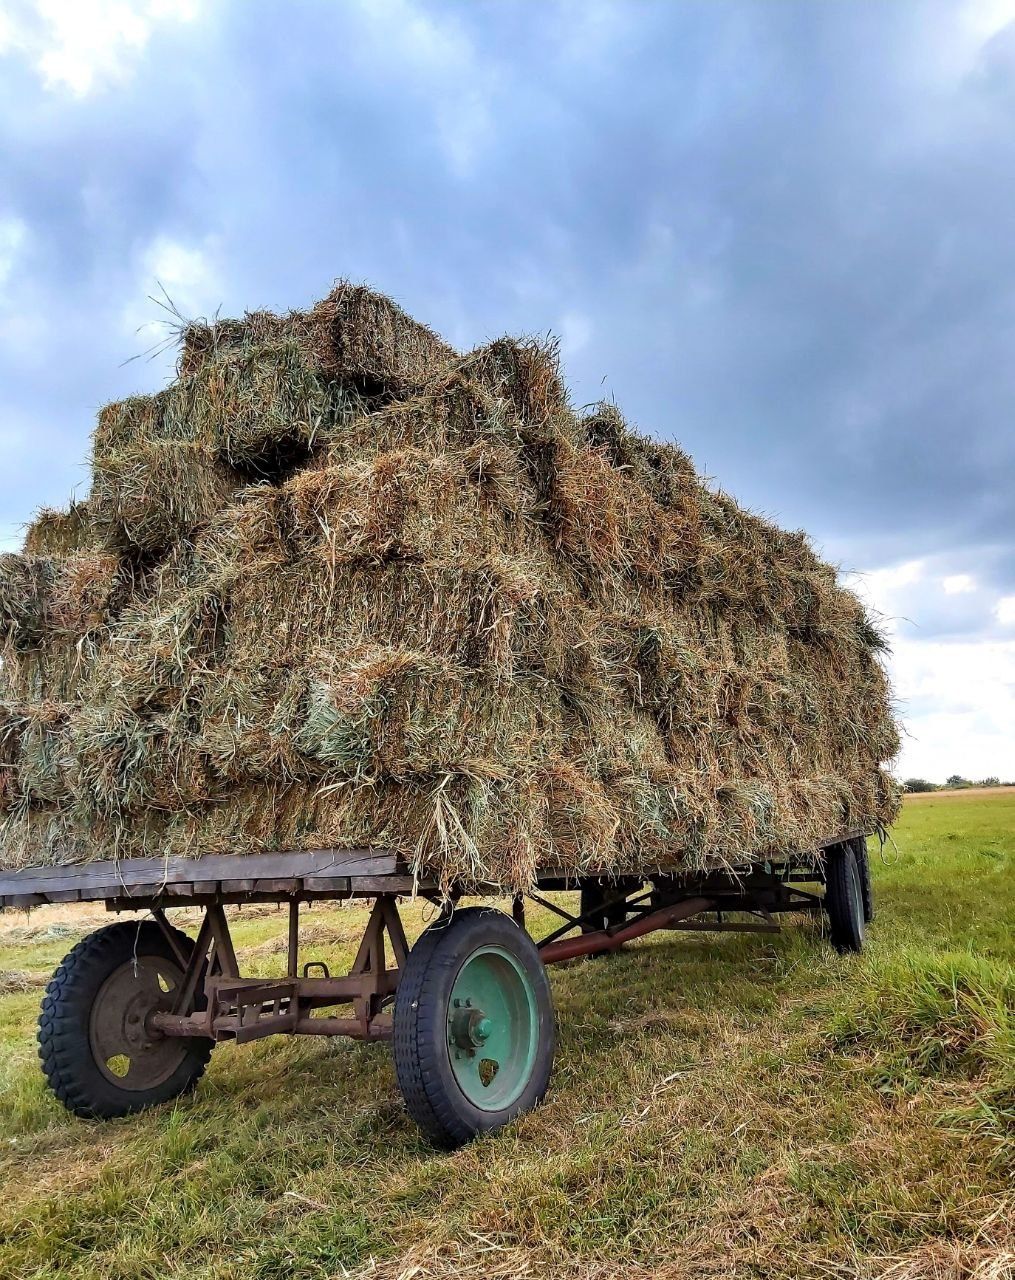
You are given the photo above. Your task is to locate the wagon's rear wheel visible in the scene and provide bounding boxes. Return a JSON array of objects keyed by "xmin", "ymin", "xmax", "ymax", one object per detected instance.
[
  {"xmin": 393, "ymin": 907, "xmax": 555, "ymax": 1149},
  {"xmin": 853, "ymin": 836, "xmax": 874, "ymax": 923},
  {"xmin": 38, "ymin": 920, "xmax": 213, "ymax": 1119},
  {"xmin": 824, "ymin": 842, "xmax": 865, "ymax": 954}
]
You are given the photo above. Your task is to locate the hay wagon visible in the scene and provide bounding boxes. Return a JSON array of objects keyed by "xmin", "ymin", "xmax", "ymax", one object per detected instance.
[{"xmin": 0, "ymin": 832, "xmax": 871, "ymax": 1148}]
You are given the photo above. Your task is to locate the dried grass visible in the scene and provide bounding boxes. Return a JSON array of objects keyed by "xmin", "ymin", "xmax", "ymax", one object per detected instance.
[
  {"xmin": 178, "ymin": 280, "xmax": 454, "ymax": 396},
  {"xmin": 0, "ymin": 286, "xmax": 900, "ymax": 889},
  {"xmin": 22, "ymin": 499, "xmax": 94, "ymax": 557}
]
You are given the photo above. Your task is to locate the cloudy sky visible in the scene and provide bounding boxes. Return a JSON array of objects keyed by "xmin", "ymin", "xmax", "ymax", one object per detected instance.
[{"xmin": 1, "ymin": 0, "xmax": 1013, "ymax": 782}]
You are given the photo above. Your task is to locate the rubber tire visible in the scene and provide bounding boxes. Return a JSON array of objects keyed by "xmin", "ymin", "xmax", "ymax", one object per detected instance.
[
  {"xmin": 579, "ymin": 879, "xmax": 637, "ymax": 934},
  {"xmin": 393, "ymin": 907, "xmax": 555, "ymax": 1149},
  {"xmin": 38, "ymin": 921, "xmax": 214, "ymax": 1120},
  {"xmin": 853, "ymin": 836, "xmax": 874, "ymax": 923},
  {"xmin": 579, "ymin": 883, "xmax": 627, "ymax": 934},
  {"xmin": 824, "ymin": 843, "xmax": 865, "ymax": 954}
]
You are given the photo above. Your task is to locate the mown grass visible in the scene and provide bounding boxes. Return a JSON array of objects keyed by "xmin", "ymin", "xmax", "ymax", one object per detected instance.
[{"xmin": 0, "ymin": 790, "xmax": 1012, "ymax": 1279}]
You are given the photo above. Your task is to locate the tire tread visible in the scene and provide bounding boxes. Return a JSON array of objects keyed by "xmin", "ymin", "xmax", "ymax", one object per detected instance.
[
  {"xmin": 38, "ymin": 921, "xmax": 212, "ymax": 1119},
  {"xmin": 393, "ymin": 907, "xmax": 554, "ymax": 1149}
]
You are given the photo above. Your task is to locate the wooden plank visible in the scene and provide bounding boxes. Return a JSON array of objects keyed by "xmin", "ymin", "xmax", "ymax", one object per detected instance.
[
  {"xmin": 322, "ymin": 875, "xmax": 420, "ymax": 894},
  {"xmin": 0, "ymin": 847, "xmax": 398, "ymax": 887},
  {"xmin": 117, "ymin": 881, "xmax": 172, "ymax": 897},
  {"xmin": 0, "ymin": 847, "xmax": 403, "ymax": 903}
]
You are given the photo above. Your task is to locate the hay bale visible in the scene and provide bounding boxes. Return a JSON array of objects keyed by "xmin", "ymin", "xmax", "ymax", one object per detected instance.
[
  {"xmin": 459, "ymin": 337, "xmax": 569, "ymax": 428},
  {"xmin": 0, "ymin": 702, "xmax": 21, "ymax": 813},
  {"xmin": 179, "ymin": 338, "xmax": 366, "ymax": 471},
  {"xmin": 285, "ymin": 444, "xmax": 534, "ymax": 566},
  {"xmin": 307, "ymin": 282, "xmax": 455, "ymax": 394},
  {"xmin": 90, "ymin": 341, "xmax": 364, "ymax": 551},
  {"xmin": 0, "ymin": 550, "xmax": 124, "ymax": 702},
  {"xmin": 0, "ymin": 700, "xmax": 74, "ymax": 807},
  {"xmin": 179, "ymin": 282, "xmax": 456, "ymax": 397},
  {"xmin": 199, "ymin": 647, "xmax": 544, "ymax": 787},
  {"xmin": 71, "ymin": 703, "xmax": 212, "ymax": 818},
  {"xmin": 1, "ymin": 284, "xmax": 900, "ymax": 889},
  {"xmin": 582, "ymin": 403, "xmax": 697, "ymax": 509},
  {"xmin": 91, "ymin": 438, "xmax": 236, "ymax": 552},
  {"xmin": 0, "ymin": 554, "xmax": 58, "ymax": 652},
  {"xmin": 23, "ymin": 500, "xmax": 95, "ymax": 557}
]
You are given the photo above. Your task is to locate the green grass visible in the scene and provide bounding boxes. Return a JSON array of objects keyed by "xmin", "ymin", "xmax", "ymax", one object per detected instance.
[{"xmin": 0, "ymin": 790, "xmax": 1012, "ymax": 1279}]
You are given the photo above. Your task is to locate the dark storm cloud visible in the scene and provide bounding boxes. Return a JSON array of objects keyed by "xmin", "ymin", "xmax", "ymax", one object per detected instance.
[{"xmin": 1, "ymin": 0, "xmax": 1013, "ymax": 600}]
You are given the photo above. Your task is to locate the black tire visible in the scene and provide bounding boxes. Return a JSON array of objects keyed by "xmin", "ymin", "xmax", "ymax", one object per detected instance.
[
  {"xmin": 393, "ymin": 907, "xmax": 555, "ymax": 1149},
  {"xmin": 38, "ymin": 921, "xmax": 213, "ymax": 1120},
  {"xmin": 824, "ymin": 843, "xmax": 865, "ymax": 954},
  {"xmin": 853, "ymin": 836, "xmax": 874, "ymax": 923},
  {"xmin": 579, "ymin": 883, "xmax": 624, "ymax": 934},
  {"xmin": 579, "ymin": 879, "xmax": 635, "ymax": 934}
]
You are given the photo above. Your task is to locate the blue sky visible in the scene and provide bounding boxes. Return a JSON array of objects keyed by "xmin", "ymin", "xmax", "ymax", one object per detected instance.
[{"xmin": 1, "ymin": 0, "xmax": 1014, "ymax": 781}]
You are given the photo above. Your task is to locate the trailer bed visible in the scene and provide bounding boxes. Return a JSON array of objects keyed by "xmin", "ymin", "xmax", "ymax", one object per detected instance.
[
  {"xmin": 0, "ymin": 848, "xmax": 424, "ymax": 909},
  {"xmin": 0, "ymin": 828, "xmax": 866, "ymax": 910},
  {"xmin": 6, "ymin": 831, "xmax": 873, "ymax": 1143}
]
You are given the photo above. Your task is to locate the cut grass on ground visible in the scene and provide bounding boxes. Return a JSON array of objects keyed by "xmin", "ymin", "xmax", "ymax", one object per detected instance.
[{"xmin": 0, "ymin": 790, "xmax": 1012, "ymax": 1279}]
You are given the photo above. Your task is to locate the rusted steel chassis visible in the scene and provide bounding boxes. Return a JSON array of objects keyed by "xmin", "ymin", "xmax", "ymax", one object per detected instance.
[{"xmin": 143, "ymin": 868, "xmax": 823, "ymax": 1046}]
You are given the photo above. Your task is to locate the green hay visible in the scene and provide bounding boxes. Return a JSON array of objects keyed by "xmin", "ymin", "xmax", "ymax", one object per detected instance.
[
  {"xmin": 91, "ymin": 438, "xmax": 236, "ymax": 552},
  {"xmin": 71, "ymin": 703, "xmax": 211, "ymax": 818},
  {"xmin": 179, "ymin": 282, "xmax": 456, "ymax": 397},
  {"xmin": 23, "ymin": 499, "xmax": 96, "ymax": 557},
  {"xmin": 90, "ymin": 340, "xmax": 370, "ymax": 552},
  {"xmin": 0, "ymin": 701, "xmax": 74, "ymax": 808},
  {"xmin": 0, "ymin": 550, "xmax": 123, "ymax": 704},
  {"xmin": 322, "ymin": 372, "xmax": 525, "ymax": 465},
  {"xmin": 200, "ymin": 647, "xmax": 557, "ymax": 788},
  {"xmin": 0, "ymin": 554, "xmax": 56, "ymax": 653},
  {"xmin": 458, "ymin": 337, "xmax": 570, "ymax": 428},
  {"xmin": 0, "ymin": 285, "xmax": 901, "ymax": 891}
]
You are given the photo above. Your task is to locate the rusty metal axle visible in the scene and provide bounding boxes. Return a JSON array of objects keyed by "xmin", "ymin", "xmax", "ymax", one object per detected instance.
[{"xmin": 538, "ymin": 896, "xmax": 716, "ymax": 963}]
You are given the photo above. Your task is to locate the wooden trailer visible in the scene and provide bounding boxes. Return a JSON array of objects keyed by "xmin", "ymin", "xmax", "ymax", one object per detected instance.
[{"xmin": 0, "ymin": 833, "xmax": 872, "ymax": 1148}]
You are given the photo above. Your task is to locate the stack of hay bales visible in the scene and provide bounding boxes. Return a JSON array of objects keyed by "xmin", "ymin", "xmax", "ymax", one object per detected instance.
[{"xmin": 0, "ymin": 282, "xmax": 900, "ymax": 891}]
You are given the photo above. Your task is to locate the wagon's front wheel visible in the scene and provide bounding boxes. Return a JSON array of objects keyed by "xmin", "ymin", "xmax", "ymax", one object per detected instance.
[
  {"xmin": 38, "ymin": 920, "xmax": 213, "ymax": 1119},
  {"xmin": 393, "ymin": 907, "xmax": 555, "ymax": 1149}
]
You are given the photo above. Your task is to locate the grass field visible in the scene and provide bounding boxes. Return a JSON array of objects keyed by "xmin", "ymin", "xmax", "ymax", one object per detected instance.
[{"xmin": 0, "ymin": 789, "xmax": 1011, "ymax": 1279}]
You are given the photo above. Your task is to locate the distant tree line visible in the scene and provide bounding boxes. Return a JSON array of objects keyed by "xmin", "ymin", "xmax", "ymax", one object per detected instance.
[{"xmin": 903, "ymin": 775, "xmax": 1012, "ymax": 793}]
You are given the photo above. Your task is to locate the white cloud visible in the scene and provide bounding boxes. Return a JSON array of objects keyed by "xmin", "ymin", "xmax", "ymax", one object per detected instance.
[
  {"xmin": 121, "ymin": 234, "xmax": 223, "ymax": 343},
  {"xmin": 845, "ymin": 555, "xmax": 1015, "ymax": 781},
  {"xmin": 963, "ymin": 0, "xmax": 1015, "ymax": 44},
  {"xmin": 850, "ymin": 558, "xmax": 924, "ymax": 598},
  {"xmin": 844, "ymin": 559, "xmax": 924, "ymax": 639},
  {"xmin": 0, "ymin": 9, "xmax": 17, "ymax": 54},
  {"xmin": 560, "ymin": 309, "xmax": 593, "ymax": 358},
  {"xmin": 347, "ymin": 0, "xmax": 497, "ymax": 177},
  {"xmin": 0, "ymin": 217, "xmax": 28, "ymax": 293},
  {"xmin": 1, "ymin": 0, "xmax": 197, "ymax": 97},
  {"xmin": 891, "ymin": 634, "xmax": 1015, "ymax": 781}
]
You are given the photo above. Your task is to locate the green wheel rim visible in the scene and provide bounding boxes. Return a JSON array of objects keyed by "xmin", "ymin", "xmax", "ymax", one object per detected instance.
[{"xmin": 446, "ymin": 944, "xmax": 539, "ymax": 1112}]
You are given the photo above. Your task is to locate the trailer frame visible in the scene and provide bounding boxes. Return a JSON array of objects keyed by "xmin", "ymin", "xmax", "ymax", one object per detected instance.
[{"xmin": 2, "ymin": 830, "xmax": 870, "ymax": 1145}]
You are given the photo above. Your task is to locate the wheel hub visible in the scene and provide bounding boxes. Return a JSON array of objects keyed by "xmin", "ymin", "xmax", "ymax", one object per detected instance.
[
  {"xmin": 445, "ymin": 945, "xmax": 539, "ymax": 1111},
  {"xmin": 450, "ymin": 1003, "xmax": 493, "ymax": 1051},
  {"xmin": 89, "ymin": 955, "xmax": 190, "ymax": 1090}
]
